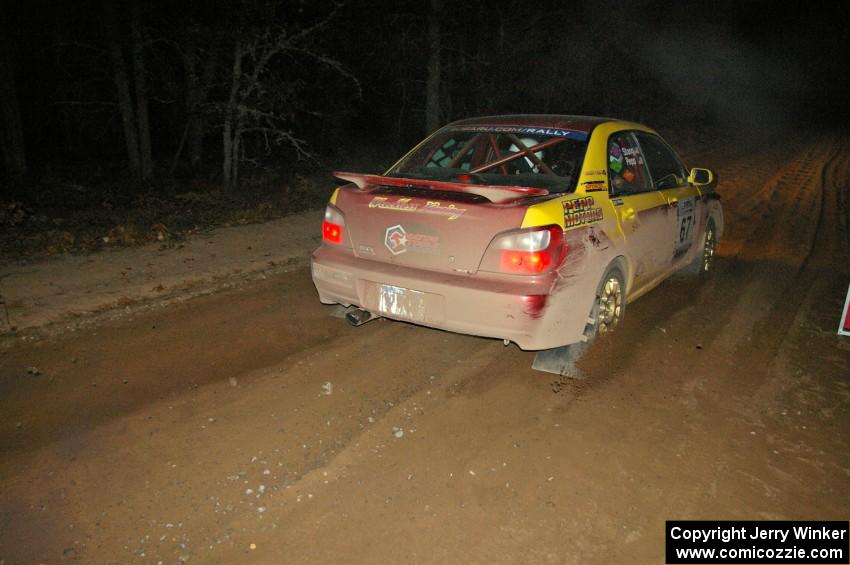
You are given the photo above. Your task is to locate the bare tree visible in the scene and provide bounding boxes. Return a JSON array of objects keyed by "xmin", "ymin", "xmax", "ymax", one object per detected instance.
[
  {"xmin": 103, "ymin": 0, "xmax": 154, "ymax": 180},
  {"xmin": 425, "ymin": 0, "xmax": 443, "ymax": 134},
  {"xmin": 130, "ymin": 0, "xmax": 152, "ymax": 179},
  {"xmin": 222, "ymin": 39, "xmax": 243, "ymax": 189},
  {"xmin": 104, "ymin": 0, "xmax": 141, "ymax": 179},
  {"xmin": 181, "ymin": 27, "xmax": 218, "ymax": 170},
  {"xmin": 220, "ymin": 11, "xmax": 357, "ymax": 190}
]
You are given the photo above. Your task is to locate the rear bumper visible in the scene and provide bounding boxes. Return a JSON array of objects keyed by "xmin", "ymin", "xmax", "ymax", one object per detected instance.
[{"xmin": 311, "ymin": 245, "xmax": 590, "ymax": 350}]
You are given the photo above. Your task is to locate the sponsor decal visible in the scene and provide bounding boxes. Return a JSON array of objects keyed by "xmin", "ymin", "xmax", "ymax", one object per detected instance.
[
  {"xmin": 563, "ymin": 196, "xmax": 595, "ymax": 212},
  {"xmin": 562, "ymin": 196, "xmax": 604, "ymax": 228},
  {"xmin": 582, "ymin": 169, "xmax": 606, "ymax": 177},
  {"xmin": 453, "ymin": 125, "xmax": 525, "ymax": 134},
  {"xmin": 609, "ymin": 143, "xmax": 624, "ymax": 173},
  {"xmin": 581, "ymin": 180, "xmax": 607, "ymax": 192},
  {"xmin": 384, "ymin": 224, "xmax": 440, "ymax": 255},
  {"xmin": 385, "ymin": 225, "xmax": 408, "ymax": 255},
  {"xmin": 451, "ymin": 125, "xmax": 588, "ymax": 141},
  {"xmin": 516, "ymin": 127, "xmax": 588, "ymax": 141},
  {"xmin": 565, "ymin": 208, "xmax": 604, "ymax": 228},
  {"xmin": 369, "ymin": 197, "xmax": 466, "ymax": 220},
  {"xmin": 622, "ymin": 168, "xmax": 636, "ymax": 183}
]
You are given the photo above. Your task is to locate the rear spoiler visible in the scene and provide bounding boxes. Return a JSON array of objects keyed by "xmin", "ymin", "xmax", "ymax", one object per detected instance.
[{"xmin": 334, "ymin": 171, "xmax": 549, "ymax": 204}]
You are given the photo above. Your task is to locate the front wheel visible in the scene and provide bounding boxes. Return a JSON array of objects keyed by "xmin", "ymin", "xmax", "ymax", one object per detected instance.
[
  {"xmin": 701, "ymin": 219, "xmax": 718, "ymax": 273},
  {"xmin": 682, "ymin": 219, "xmax": 717, "ymax": 278}
]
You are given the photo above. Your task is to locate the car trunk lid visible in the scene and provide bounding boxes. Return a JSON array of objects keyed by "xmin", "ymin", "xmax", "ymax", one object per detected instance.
[{"xmin": 334, "ymin": 172, "xmax": 539, "ymax": 274}]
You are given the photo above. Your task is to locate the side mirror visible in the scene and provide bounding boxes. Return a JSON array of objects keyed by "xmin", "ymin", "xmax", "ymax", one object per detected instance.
[{"xmin": 688, "ymin": 168, "xmax": 714, "ymax": 187}]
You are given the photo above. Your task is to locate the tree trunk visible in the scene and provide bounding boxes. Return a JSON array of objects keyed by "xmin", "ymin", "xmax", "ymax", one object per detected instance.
[
  {"xmin": 232, "ymin": 123, "xmax": 242, "ymax": 187},
  {"xmin": 0, "ymin": 35, "xmax": 26, "ymax": 181},
  {"xmin": 104, "ymin": 1, "xmax": 141, "ymax": 179},
  {"xmin": 184, "ymin": 35, "xmax": 217, "ymax": 170},
  {"xmin": 131, "ymin": 0, "xmax": 153, "ymax": 179},
  {"xmin": 52, "ymin": 10, "xmax": 75, "ymax": 156},
  {"xmin": 183, "ymin": 32, "xmax": 202, "ymax": 170},
  {"xmin": 425, "ymin": 0, "xmax": 442, "ymax": 134},
  {"xmin": 223, "ymin": 42, "xmax": 243, "ymax": 190}
]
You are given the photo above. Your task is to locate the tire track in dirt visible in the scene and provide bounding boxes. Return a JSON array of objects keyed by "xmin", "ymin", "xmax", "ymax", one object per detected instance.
[
  {"xmin": 726, "ymin": 136, "xmax": 840, "ymax": 357},
  {"xmin": 569, "ymin": 134, "xmax": 848, "ymax": 524},
  {"xmin": 0, "ymin": 271, "xmax": 355, "ymax": 461},
  {"xmin": 2, "ymin": 136, "xmax": 847, "ymax": 565},
  {"xmin": 0, "ymin": 312, "xmax": 521, "ymax": 563},
  {"xmin": 570, "ymin": 137, "xmax": 829, "ymax": 392},
  {"xmin": 665, "ymin": 137, "xmax": 840, "ymax": 358}
]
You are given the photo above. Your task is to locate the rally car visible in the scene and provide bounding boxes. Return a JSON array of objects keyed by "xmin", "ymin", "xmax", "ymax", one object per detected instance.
[{"xmin": 311, "ymin": 115, "xmax": 722, "ymax": 374}]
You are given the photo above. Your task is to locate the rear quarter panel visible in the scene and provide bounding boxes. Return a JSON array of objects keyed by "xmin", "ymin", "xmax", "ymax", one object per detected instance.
[{"xmin": 515, "ymin": 120, "xmax": 657, "ymax": 346}]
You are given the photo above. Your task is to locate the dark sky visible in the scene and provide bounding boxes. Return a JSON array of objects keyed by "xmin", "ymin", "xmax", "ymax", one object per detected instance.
[{"xmin": 2, "ymin": 0, "xmax": 848, "ymax": 171}]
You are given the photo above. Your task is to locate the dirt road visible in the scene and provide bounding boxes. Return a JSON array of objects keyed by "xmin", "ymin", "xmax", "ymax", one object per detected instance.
[{"xmin": 1, "ymin": 135, "xmax": 848, "ymax": 564}]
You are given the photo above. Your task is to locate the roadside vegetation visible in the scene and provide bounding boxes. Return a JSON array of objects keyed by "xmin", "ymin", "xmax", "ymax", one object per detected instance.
[{"xmin": 0, "ymin": 1, "xmax": 839, "ymax": 260}]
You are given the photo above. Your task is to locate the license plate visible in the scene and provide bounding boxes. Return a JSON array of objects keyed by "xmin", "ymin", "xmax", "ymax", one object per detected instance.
[{"xmin": 376, "ymin": 284, "xmax": 426, "ymax": 322}]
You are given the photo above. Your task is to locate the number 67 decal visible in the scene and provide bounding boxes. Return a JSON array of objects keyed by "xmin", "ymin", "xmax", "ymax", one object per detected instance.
[
  {"xmin": 676, "ymin": 197, "xmax": 695, "ymax": 247},
  {"xmin": 679, "ymin": 216, "xmax": 694, "ymax": 242}
]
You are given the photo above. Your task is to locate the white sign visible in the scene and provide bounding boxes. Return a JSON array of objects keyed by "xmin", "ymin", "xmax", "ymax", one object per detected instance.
[{"xmin": 839, "ymin": 284, "xmax": 850, "ymax": 337}]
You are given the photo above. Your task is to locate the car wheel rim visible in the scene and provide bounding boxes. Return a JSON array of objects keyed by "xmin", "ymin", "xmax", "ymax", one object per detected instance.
[
  {"xmin": 597, "ymin": 277, "xmax": 622, "ymax": 335},
  {"xmin": 703, "ymin": 224, "xmax": 716, "ymax": 272}
]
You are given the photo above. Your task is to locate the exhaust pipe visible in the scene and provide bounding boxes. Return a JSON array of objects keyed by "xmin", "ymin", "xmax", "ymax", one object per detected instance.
[{"xmin": 345, "ymin": 307, "xmax": 377, "ymax": 327}]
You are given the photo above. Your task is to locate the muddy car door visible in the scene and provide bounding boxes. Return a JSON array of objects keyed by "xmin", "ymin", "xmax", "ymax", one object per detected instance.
[
  {"xmin": 634, "ymin": 132, "xmax": 701, "ymax": 269},
  {"xmin": 607, "ymin": 131, "xmax": 671, "ymax": 292}
]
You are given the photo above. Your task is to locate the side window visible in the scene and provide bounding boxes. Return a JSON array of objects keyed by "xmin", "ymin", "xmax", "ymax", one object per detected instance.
[
  {"xmin": 635, "ymin": 133, "xmax": 687, "ymax": 190},
  {"xmin": 608, "ymin": 132, "xmax": 650, "ymax": 195}
]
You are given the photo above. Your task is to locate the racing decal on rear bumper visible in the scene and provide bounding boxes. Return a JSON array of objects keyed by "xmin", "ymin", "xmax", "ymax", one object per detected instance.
[
  {"xmin": 385, "ymin": 224, "xmax": 440, "ymax": 255},
  {"xmin": 312, "ymin": 263, "xmax": 354, "ymax": 287},
  {"xmin": 369, "ymin": 196, "xmax": 466, "ymax": 220},
  {"xmin": 562, "ymin": 196, "xmax": 603, "ymax": 228}
]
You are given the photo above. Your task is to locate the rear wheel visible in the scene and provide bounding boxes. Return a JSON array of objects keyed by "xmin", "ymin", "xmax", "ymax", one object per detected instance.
[
  {"xmin": 592, "ymin": 267, "xmax": 626, "ymax": 338},
  {"xmin": 531, "ymin": 265, "xmax": 625, "ymax": 376}
]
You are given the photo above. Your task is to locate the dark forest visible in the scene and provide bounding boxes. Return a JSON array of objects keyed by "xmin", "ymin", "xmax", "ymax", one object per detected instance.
[{"xmin": 0, "ymin": 0, "xmax": 847, "ymax": 256}]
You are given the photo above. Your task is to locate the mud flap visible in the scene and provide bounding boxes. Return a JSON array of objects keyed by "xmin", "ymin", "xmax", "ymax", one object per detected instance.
[{"xmin": 532, "ymin": 342, "xmax": 588, "ymax": 378}]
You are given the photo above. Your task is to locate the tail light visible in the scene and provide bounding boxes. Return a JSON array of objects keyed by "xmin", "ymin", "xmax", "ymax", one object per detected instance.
[
  {"xmin": 322, "ymin": 205, "xmax": 345, "ymax": 245},
  {"xmin": 480, "ymin": 225, "xmax": 565, "ymax": 275}
]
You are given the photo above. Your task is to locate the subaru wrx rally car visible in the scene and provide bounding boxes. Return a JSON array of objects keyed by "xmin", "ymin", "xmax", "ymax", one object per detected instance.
[{"xmin": 311, "ymin": 115, "xmax": 722, "ymax": 374}]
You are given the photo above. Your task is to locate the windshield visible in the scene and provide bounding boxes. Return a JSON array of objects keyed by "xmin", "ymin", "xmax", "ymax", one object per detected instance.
[{"xmin": 389, "ymin": 125, "xmax": 588, "ymax": 193}]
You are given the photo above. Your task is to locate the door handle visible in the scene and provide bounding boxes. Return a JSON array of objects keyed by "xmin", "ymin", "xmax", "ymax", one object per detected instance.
[{"xmin": 621, "ymin": 207, "xmax": 636, "ymax": 220}]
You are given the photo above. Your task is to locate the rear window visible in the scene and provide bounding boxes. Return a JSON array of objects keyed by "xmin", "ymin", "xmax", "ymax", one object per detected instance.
[{"xmin": 389, "ymin": 126, "xmax": 589, "ymax": 193}]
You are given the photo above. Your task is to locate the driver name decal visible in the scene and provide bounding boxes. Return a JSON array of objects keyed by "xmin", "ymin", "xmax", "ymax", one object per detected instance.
[
  {"xmin": 369, "ymin": 197, "xmax": 466, "ymax": 220},
  {"xmin": 369, "ymin": 196, "xmax": 417, "ymax": 213}
]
